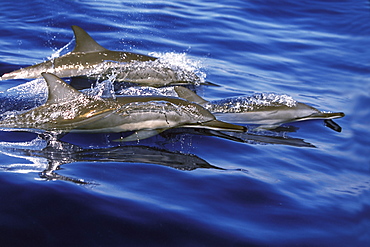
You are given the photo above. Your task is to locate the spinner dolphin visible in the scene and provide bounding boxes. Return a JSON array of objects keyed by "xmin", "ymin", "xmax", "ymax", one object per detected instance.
[
  {"xmin": 0, "ymin": 73, "xmax": 246, "ymax": 141},
  {"xmin": 0, "ymin": 26, "xmax": 206, "ymax": 86},
  {"xmin": 174, "ymin": 86, "xmax": 345, "ymax": 131}
]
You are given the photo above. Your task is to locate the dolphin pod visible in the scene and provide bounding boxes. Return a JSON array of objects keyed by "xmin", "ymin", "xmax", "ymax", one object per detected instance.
[
  {"xmin": 0, "ymin": 25, "xmax": 344, "ymax": 139},
  {"xmin": 0, "ymin": 26, "xmax": 206, "ymax": 86},
  {"xmin": 0, "ymin": 73, "xmax": 246, "ymax": 141}
]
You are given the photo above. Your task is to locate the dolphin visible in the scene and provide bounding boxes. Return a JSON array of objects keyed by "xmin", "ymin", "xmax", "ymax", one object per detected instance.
[
  {"xmin": 0, "ymin": 26, "xmax": 206, "ymax": 86},
  {"xmin": 0, "ymin": 26, "xmax": 155, "ymax": 80},
  {"xmin": 0, "ymin": 73, "xmax": 246, "ymax": 141},
  {"xmin": 174, "ymin": 86, "xmax": 345, "ymax": 132}
]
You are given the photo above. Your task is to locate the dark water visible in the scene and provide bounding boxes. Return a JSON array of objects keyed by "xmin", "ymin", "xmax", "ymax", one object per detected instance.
[{"xmin": 1, "ymin": 0, "xmax": 369, "ymax": 246}]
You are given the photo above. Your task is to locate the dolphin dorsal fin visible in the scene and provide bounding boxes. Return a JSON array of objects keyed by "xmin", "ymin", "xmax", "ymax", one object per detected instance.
[
  {"xmin": 174, "ymin": 86, "xmax": 208, "ymax": 105},
  {"xmin": 71, "ymin": 25, "xmax": 108, "ymax": 53},
  {"xmin": 42, "ymin": 72, "xmax": 82, "ymax": 104}
]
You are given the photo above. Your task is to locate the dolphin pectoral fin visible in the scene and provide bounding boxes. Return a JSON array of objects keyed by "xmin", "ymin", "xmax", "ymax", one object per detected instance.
[
  {"xmin": 324, "ymin": 119, "xmax": 342, "ymax": 132},
  {"xmin": 114, "ymin": 129, "xmax": 167, "ymax": 142},
  {"xmin": 174, "ymin": 86, "xmax": 208, "ymax": 105}
]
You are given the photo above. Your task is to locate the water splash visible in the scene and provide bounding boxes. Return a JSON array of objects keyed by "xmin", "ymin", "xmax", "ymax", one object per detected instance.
[
  {"xmin": 116, "ymin": 86, "xmax": 177, "ymax": 97},
  {"xmin": 0, "ymin": 79, "xmax": 48, "ymax": 118},
  {"xmin": 205, "ymin": 93, "xmax": 297, "ymax": 113},
  {"xmin": 86, "ymin": 52, "xmax": 207, "ymax": 86},
  {"xmin": 149, "ymin": 52, "xmax": 207, "ymax": 84},
  {"xmin": 47, "ymin": 39, "xmax": 74, "ymax": 60},
  {"xmin": 0, "ymin": 137, "xmax": 49, "ymax": 173},
  {"xmin": 82, "ymin": 78, "xmax": 116, "ymax": 99},
  {"xmin": 4, "ymin": 78, "xmax": 47, "ymax": 98}
]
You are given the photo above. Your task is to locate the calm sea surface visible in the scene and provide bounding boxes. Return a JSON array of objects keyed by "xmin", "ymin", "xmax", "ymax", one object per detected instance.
[{"xmin": 0, "ymin": 0, "xmax": 369, "ymax": 246}]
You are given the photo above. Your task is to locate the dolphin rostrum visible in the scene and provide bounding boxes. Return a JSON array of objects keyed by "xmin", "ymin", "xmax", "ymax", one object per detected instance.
[
  {"xmin": 174, "ymin": 86, "xmax": 345, "ymax": 131},
  {"xmin": 0, "ymin": 73, "xmax": 246, "ymax": 141},
  {"xmin": 0, "ymin": 26, "xmax": 206, "ymax": 86}
]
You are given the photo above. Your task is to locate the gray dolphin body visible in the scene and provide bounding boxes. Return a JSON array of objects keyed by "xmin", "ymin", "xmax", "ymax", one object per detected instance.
[
  {"xmin": 174, "ymin": 86, "xmax": 345, "ymax": 131},
  {"xmin": 0, "ymin": 26, "xmax": 204, "ymax": 86},
  {"xmin": 0, "ymin": 73, "xmax": 245, "ymax": 141}
]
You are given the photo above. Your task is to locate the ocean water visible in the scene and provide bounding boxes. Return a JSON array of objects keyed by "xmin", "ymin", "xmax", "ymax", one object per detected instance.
[{"xmin": 0, "ymin": 0, "xmax": 369, "ymax": 246}]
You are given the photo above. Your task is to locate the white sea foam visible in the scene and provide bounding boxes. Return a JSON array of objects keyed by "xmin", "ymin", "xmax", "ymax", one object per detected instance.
[
  {"xmin": 205, "ymin": 93, "xmax": 297, "ymax": 113},
  {"xmin": 87, "ymin": 52, "xmax": 207, "ymax": 86}
]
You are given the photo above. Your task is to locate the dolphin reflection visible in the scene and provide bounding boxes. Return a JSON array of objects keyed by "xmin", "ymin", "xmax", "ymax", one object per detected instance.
[
  {"xmin": 0, "ymin": 136, "xmax": 222, "ymax": 184},
  {"xmin": 162, "ymin": 127, "xmax": 315, "ymax": 148},
  {"xmin": 0, "ymin": 120, "xmax": 316, "ymax": 184}
]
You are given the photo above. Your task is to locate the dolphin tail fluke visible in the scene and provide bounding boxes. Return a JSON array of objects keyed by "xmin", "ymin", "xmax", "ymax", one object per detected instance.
[{"xmin": 196, "ymin": 120, "xmax": 247, "ymax": 132}]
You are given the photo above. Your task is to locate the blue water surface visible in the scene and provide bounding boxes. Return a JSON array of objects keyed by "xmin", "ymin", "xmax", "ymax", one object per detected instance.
[{"xmin": 0, "ymin": 0, "xmax": 369, "ymax": 246}]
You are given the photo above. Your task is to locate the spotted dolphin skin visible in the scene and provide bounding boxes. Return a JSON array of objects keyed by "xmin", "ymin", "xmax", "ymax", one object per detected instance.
[
  {"xmin": 0, "ymin": 73, "xmax": 246, "ymax": 141},
  {"xmin": 0, "ymin": 26, "xmax": 205, "ymax": 86},
  {"xmin": 174, "ymin": 86, "xmax": 345, "ymax": 132}
]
